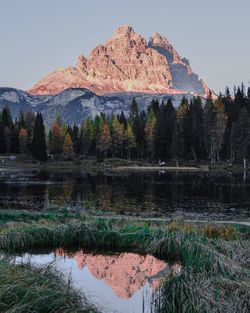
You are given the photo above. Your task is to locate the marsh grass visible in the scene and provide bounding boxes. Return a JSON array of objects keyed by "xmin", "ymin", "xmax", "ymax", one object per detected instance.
[
  {"xmin": 0, "ymin": 209, "xmax": 83, "ymax": 225},
  {"xmin": 0, "ymin": 215, "xmax": 249, "ymax": 313},
  {"xmin": 154, "ymin": 269, "xmax": 249, "ymax": 313},
  {"xmin": 0, "ymin": 258, "xmax": 100, "ymax": 313}
]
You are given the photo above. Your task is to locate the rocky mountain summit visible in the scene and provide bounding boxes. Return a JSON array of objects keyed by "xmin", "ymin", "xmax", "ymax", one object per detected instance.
[{"xmin": 29, "ymin": 25, "xmax": 211, "ymax": 97}]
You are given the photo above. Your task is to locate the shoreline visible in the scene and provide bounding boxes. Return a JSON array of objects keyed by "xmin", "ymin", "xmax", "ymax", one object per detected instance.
[
  {"xmin": 91, "ymin": 214, "xmax": 250, "ymax": 227},
  {"xmin": 114, "ymin": 165, "xmax": 209, "ymax": 171},
  {"xmin": 0, "ymin": 156, "xmax": 248, "ymax": 173}
]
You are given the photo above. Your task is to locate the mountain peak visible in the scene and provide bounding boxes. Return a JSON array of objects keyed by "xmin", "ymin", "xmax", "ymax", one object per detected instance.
[
  {"xmin": 114, "ymin": 24, "xmax": 135, "ymax": 37},
  {"xmin": 29, "ymin": 25, "xmax": 212, "ymax": 97},
  {"xmin": 150, "ymin": 32, "xmax": 171, "ymax": 46}
]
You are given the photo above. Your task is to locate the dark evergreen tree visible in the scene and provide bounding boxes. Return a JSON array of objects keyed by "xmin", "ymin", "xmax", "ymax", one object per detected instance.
[
  {"xmin": 72, "ymin": 124, "xmax": 80, "ymax": 153},
  {"xmin": 2, "ymin": 107, "xmax": 13, "ymax": 129},
  {"xmin": 147, "ymin": 99, "xmax": 160, "ymax": 115},
  {"xmin": 1, "ymin": 107, "xmax": 13, "ymax": 153},
  {"xmin": 190, "ymin": 97, "xmax": 206, "ymax": 160},
  {"xmin": 129, "ymin": 98, "xmax": 139, "ymax": 121},
  {"xmin": 11, "ymin": 120, "xmax": 19, "ymax": 153},
  {"xmin": 204, "ymin": 93, "xmax": 214, "ymax": 160},
  {"xmin": 31, "ymin": 113, "xmax": 47, "ymax": 162},
  {"xmin": 118, "ymin": 111, "xmax": 127, "ymax": 130},
  {"xmin": 129, "ymin": 99, "xmax": 146, "ymax": 158},
  {"xmin": 221, "ymin": 88, "xmax": 233, "ymax": 161},
  {"xmin": 176, "ymin": 97, "xmax": 192, "ymax": 160},
  {"xmin": 154, "ymin": 100, "xmax": 175, "ymax": 161},
  {"xmin": 231, "ymin": 108, "xmax": 250, "ymax": 166},
  {"xmin": 18, "ymin": 111, "xmax": 26, "ymax": 129}
]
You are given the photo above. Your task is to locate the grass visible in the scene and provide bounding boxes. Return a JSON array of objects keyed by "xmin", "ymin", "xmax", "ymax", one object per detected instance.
[
  {"xmin": 0, "ymin": 214, "xmax": 249, "ymax": 313},
  {"xmin": 0, "ymin": 258, "xmax": 100, "ymax": 313},
  {"xmin": 0, "ymin": 209, "xmax": 84, "ymax": 226},
  {"xmin": 154, "ymin": 269, "xmax": 249, "ymax": 313}
]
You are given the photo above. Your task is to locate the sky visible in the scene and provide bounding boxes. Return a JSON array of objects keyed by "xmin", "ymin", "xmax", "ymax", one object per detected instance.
[{"xmin": 0, "ymin": 0, "xmax": 249, "ymax": 93}]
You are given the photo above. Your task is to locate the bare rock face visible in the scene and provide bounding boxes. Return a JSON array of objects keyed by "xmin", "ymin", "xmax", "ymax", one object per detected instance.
[
  {"xmin": 29, "ymin": 25, "xmax": 211, "ymax": 96},
  {"xmin": 148, "ymin": 32, "xmax": 210, "ymax": 95}
]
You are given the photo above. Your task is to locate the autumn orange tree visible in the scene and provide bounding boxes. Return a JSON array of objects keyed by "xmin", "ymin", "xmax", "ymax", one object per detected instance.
[
  {"xmin": 63, "ymin": 133, "xmax": 73, "ymax": 157},
  {"xmin": 98, "ymin": 122, "xmax": 112, "ymax": 159},
  {"xmin": 19, "ymin": 127, "xmax": 28, "ymax": 154},
  {"xmin": 51, "ymin": 121, "xmax": 64, "ymax": 154}
]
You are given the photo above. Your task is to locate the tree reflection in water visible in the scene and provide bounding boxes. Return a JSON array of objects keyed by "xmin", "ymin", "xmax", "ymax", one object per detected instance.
[{"xmin": 0, "ymin": 170, "xmax": 249, "ymax": 220}]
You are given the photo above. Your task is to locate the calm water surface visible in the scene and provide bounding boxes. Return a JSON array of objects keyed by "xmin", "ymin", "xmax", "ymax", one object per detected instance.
[
  {"xmin": 0, "ymin": 168, "xmax": 250, "ymax": 221},
  {"xmin": 15, "ymin": 251, "xmax": 173, "ymax": 313}
]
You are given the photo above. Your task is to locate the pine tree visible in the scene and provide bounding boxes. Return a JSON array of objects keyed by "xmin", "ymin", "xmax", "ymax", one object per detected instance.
[
  {"xmin": 1, "ymin": 107, "xmax": 13, "ymax": 153},
  {"xmin": 164, "ymin": 99, "xmax": 176, "ymax": 160},
  {"xmin": 93, "ymin": 115, "xmax": 104, "ymax": 154},
  {"xmin": 11, "ymin": 120, "xmax": 19, "ymax": 154},
  {"xmin": 210, "ymin": 98, "xmax": 227, "ymax": 163},
  {"xmin": 0, "ymin": 111, "xmax": 4, "ymax": 154},
  {"xmin": 190, "ymin": 97, "xmax": 206, "ymax": 160},
  {"xmin": 129, "ymin": 98, "xmax": 139, "ymax": 121},
  {"xmin": 154, "ymin": 100, "xmax": 175, "ymax": 161},
  {"xmin": 24, "ymin": 110, "xmax": 35, "ymax": 153},
  {"xmin": 112, "ymin": 116, "xmax": 125, "ymax": 158},
  {"xmin": 18, "ymin": 111, "xmax": 26, "ymax": 129},
  {"xmin": 146, "ymin": 109, "xmax": 156, "ymax": 160},
  {"xmin": 118, "ymin": 111, "xmax": 127, "ymax": 129},
  {"xmin": 72, "ymin": 124, "xmax": 80, "ymax": 153},
  {"xmin": 220, "ymin": 89, "xmax": 233, "ymax": 161},
  {"xmin": 125, "ymin": 124, "xmax": 136, "ymax": 160},
  {"xmin": 231, "ymin": 108, "xmax": 250, "ymax": 167},
  {"xmin": 148, "ymin": 99, "xmax": 160, "ymax": 115},
  {"xmin": 204, "ymin": 94, "xmax": 214, "ymax": 159},
  {"xmin": 80, "ymin": 118, "xmax": 94, "ymax": 158},
  {"xmin": 176, "ymin": 97, "xmax": 192, "ymax": 160},
  {"xmin": 31, "ymin": 113, "xmax": 47, "ymax": 162},
  {"xmin": 129, "ymin": 98, "xmax": 145, "ymax": 158},
  {"xmin": 2, "ymin": 107, "xmax": 13, "ymax": 129}
]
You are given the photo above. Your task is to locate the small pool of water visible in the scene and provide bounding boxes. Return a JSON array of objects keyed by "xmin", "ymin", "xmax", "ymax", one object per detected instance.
[{"xmin": 14, "ymin": 251, "xmax": 180, "ymax": 313}]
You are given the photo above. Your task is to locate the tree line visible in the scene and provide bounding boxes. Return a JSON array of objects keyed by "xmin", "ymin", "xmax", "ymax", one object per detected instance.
[{"xmin": 0, "ymin": 84, "xmax": 250, "ymax": 165}]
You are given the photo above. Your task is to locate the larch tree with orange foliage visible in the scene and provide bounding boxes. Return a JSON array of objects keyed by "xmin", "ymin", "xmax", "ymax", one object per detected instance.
[
  {"xmin": 19, "ymin": 127, "xmax": 28, "ymax": 154},
  {"xmin": 63, "ymin": 132, "xmax": 73, "ymax": 157},
  {"xmin": 98, "ymin": 122, "xmax": 112, "ymax": 159}
]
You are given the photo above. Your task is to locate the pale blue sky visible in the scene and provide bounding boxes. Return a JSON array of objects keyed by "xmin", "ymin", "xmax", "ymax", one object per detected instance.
[{"xmin": 0, "ymin": 0, "xmax": 249, "ymax": 93}]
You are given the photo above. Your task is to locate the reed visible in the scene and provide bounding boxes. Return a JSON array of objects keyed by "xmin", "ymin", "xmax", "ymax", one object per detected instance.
[{"xmin": 0, "ymin": 258, "xmax": 100, "ymax": 313}]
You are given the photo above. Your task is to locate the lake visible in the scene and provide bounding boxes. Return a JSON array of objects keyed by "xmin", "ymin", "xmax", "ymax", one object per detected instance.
[{"xmin": 0, "ymin": 168, "xmax": 249, "ymax": 222}]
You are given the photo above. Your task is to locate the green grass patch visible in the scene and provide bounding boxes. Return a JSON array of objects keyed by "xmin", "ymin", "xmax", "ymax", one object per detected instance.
[
  {"xmin": 0, "ymin": 209, "xmax": 84, "ymax": 226},
  {"xmin": 0, "ymin": 258, "xmax": 100, "ymax": 313}
]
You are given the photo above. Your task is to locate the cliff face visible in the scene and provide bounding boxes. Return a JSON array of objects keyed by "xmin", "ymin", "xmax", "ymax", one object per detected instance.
[
  {"xmin": 148, "ymin": 32, "xmax": 211, "ymax": 95},
  {"xmin": 29, "ymin": 25, "xmax": 211, "ymax": 96}
]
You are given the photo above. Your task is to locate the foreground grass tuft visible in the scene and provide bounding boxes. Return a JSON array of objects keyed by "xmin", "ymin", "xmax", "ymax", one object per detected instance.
[
  {"xmin": 0, "ymin": 258, "xmax": 99, "ymax": 313},
  {"xmin": 154, "ymin": 269, "xmax": 249, "ymax": 313}
]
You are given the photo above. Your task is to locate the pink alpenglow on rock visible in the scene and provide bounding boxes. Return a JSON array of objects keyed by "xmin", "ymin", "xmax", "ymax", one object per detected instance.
[
  {"xmin": 29, "ymin": 25, "xmax": 212, "ymax": 97},
  {"xmin": 56, "ymin": 250, "xmax": 181, "ymax": 299}
]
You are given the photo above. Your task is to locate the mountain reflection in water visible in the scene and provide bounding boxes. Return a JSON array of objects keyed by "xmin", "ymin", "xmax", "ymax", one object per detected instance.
[
  {"xmin": 15, "ymin": 251, "xmax": 181, "ymax": 313},
  {"xmin": 56, "ymin": 249, "xmax": 176, "ymax": 299}
]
